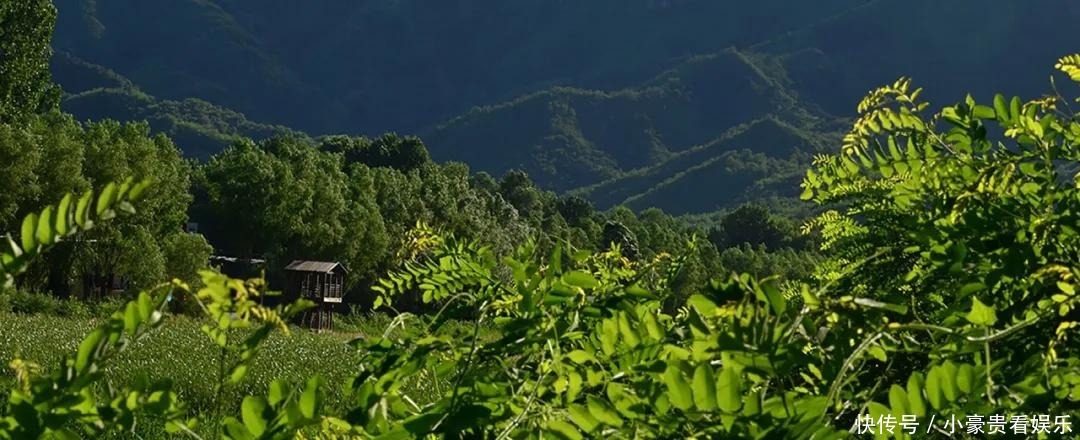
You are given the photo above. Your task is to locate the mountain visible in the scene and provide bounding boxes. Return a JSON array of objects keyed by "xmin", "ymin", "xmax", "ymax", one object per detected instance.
[
  {"xmin": 45, "ymin": 0, "xmax": 1080, "ymax": 215},
  {"xmin": 52, "ymin": 52, "xmax": 300, "ymax": 158},
  {"xmin": 422, "ymin": 49, "xmax": 824, "ymax": 191},
  {"xmin": 572, "ymin": 117, "xmax": 843, "ymax": 214},
  {"xmin": 50, "ymin": 0, "xmax": 868, "ymax": 134}
]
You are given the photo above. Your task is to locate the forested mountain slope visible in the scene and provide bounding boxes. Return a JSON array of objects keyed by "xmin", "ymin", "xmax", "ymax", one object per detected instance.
[
  {"xmin": 46, "ymin": 0, "xmax": 1080, "ymax": 215},
  {"xmin": 51, "ymin": 0, "xmax": 867, "ymax": 134},
  {"xmin": 52, "ymin": 52, "xmax": 301, "ymax": 159},
  {"xmin": 421, "ymin": 49, "xmax": 823, "ymax": 191}
]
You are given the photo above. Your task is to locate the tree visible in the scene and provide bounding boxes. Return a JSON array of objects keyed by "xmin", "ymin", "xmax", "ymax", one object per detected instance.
[
  {"xmin": 163, "ymin": 232, "xmax": 213, "ymax": 287},
  {"xmin": 557, "ymin": 194, "xmax": 593, "ymax": 226},
  {"xmin": 600, "ymin": 220, "xmax": 639, "ymax": 260},
  {"xmin": 714, "ymin": 203, "xmax": 792, "ymax": 249},
  {"xmin": 0, "ymin": 0, "xmax": 59, "ymax": 124},
  {"xmin": 499, "ymin": 170, "xmax": 542, "ymax": 219},
  {"xmin": 320, "ymin": 133, "xmax": 431, "ymax": 172}
]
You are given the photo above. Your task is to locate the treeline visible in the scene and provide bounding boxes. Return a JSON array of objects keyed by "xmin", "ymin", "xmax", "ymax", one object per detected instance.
[
  {"xmin": 0, "ymin": 0, "xmax": 817, "ymax": 312},
  {"xmin": 189, "ymin": 132, "xmax": 817, "ymax": 309},
  {"xmin": 0, "ymin": 114, "xmax": 816, "ymax": 310}
]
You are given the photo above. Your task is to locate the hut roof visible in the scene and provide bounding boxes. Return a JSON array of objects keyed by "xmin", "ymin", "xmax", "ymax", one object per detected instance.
[{"xmin": 284, "ymin": 260, "xmax": 348, "ymax": 274}]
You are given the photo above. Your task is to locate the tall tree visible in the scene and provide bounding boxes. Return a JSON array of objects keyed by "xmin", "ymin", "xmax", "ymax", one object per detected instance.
[{"xmin": 0, "ymin": 0, "xmax": 59, "ymax": 123}]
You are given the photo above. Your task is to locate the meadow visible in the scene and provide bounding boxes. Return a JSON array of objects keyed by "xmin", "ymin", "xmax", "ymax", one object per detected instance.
[{"xmin": 0, "ymin": 301, "xmax": 452, "ymax": 438}]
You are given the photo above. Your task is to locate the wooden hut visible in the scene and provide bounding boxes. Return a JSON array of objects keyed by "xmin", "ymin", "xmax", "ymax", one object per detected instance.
[{"xmin": 283, "ymin": 260, "xmax": 347, "ymax": 331}]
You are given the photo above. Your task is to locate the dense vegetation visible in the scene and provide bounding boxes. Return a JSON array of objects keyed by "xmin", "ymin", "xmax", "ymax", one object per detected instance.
[{"xmin": 3, "ymin": 0, "xmax": 1080, "ymax": 439}]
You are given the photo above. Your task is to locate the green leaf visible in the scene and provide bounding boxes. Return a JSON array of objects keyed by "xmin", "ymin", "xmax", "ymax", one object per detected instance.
[
  {"xmin": 96, "ymin": 182, "xmax": 117, "ymax": 217},
  {"xmin": 20, "ymin": 213, "xmax": 37, "ymax": 253},
  {"xmin": 956, "ymin": 364, "xmax": 975, "ymax": 394},
  {"xmin": 56, "ymin": 193, "xmax": 72, "ymax": 236},
  {"xmin": 616, "ymin": 312, "xmax": 640, "ymax": 348},
  {"xmin": 925, "ymin": 369, "xmax": 944, "ymax": 410},
  {"xmin": 568, "ymin": 404, "xmax": 600, "ymax": 433},
  {"xmin": 299, "ymin": 376, "xmax": 321, "ymax": 419},
  {"xmin": 230, "ymin": 365, "xmax": 249, "ymax": 384},
  {"xmin": 972, "ymin": 104, "xmax": 995, "ymax": 119},
  {"xmin": 546, "ymin": 420, "xmax": 583, "ymax": 440},
  {"xmin": 241, "ymin": 396, "xmax": 268, "ymax": 436},
  {"xmin": 716, "ymin": 367, "xmax": 742, "ymax": 413},
  {"xmin": 565, "ymin": 350, "xmax": 597, "ymax": 365},
  {"xmin": 760, "ymin": 282, "xmax": 786, "ymax": 315},
  {"xmin": 663, "ymin": 364, "xmax": 693, "ymax": 411},
  {"xmin": 564, "ymin": 271, "xmax": 599, "ymax": 289},
  {"xmin": 75, "ymin": 190, "xmax": 93, "ymax": 228},
  {"xmin": 586, "ymin": 396, "xmax": 623, "ymax": 427},
  {"xmin": 692, "ymin": 363, "xmax": 718, "ymax": 410},
  {"xmin": 888, "ymin": 385, "xmax": 908, "ymax": 414},
  {"xmin": 35, "ymin": 206, "xmax": 53, "ymax": 245},
  {"xmin": 993, "ymin": 94, "xmax": 1009, "ymax": 122},
  {"xmin": 128, "ymin": 179, "xmax": 151, "ymax": 202},
  {"xmin": 938, "ymin": 363, "xmax": 959, "ymax": 402},
  {"xmin": 959, "ymin": 282, "xmax": 986, "ymax": 297},
  {"xmin": 686, "ymin": 294, "xmax": 718, "ymax": 316},
  {"xmin": 965, "ymin": 297, "xmax": 997, "ymax": 326},
  {"xmin": 76, "ymin": 329, "xmax": 105, "ymax": 373},
  {"xmin": 907, "ymin": 373, "xmax": 927, "ymax": 416},
  {"xmin": 853, "ymin": 297, "xmax": 908, "ymax": 315},
  {"xmin": 268, "ymin": 379, "xmax": 288, "ymax": 406}
]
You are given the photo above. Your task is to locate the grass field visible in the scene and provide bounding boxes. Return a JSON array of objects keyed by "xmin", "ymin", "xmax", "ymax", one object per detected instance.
[{"xmin": 0, "ymin": 308, "xmax": 449, "ymax": 438}]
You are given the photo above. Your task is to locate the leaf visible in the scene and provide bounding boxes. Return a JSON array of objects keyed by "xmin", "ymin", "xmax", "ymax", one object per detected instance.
[
  {"xmin": 853, "ymin": 297, "xmax": 908, "ymax": 315},
  {"xmin": 268, "ymin": 379, "xmax": 288, "ymax": 406},
  {"xmin": 993, "ymin": 94, "xmax": 1009, "ymax": 122},
  {"xmin": 36, "ymin": 206, "xmax": 54, "ymax": 246},
  {"xmin": 75, "ymin": 190, "xmax": 93, "ymax": 228},
  {"xmin": 925, "ymin": 369, "xmax": 944, "ymax": 410},
  {"xmin": 76, "ymin": 329, "xmax": 105, "ymax": 373},
  {"xmin": 907, "ymin": 373, "xmax": 927, "ymax": 416},
  {"xmin": 568, "ymin": 404, "xmax": 600, "ymax": 433},
  {"xmin": 867, "ymin": 345, "xmax": 887, "ymax": 362},
  {"xmin": 567, "ymin": 371, "xmax": 583, "ymax": 402},
  {"xmin": 663, "ymin": 365, "xmax": 693, "ymax": 411},
  {"xmin": 565, "ymin": 350, "xmax": 597, "ymax": 365},
  {"xmin": 96, "ymin": 182, "xmax": 117, "ymax": 217},
  {"xmin": 545, "ymin": 420, "xmax": 583, "ymax": 440},
  {"xmin": 686, "ymin": 294, "xmax": 718, "ymax": 316},
  {"xmin": 241, "ymin": 396, "xmax": 268, "ymax": 436},
  {"xmin": 972, "ymin": 104, "xmax": 995, "ymax": 119},
  {"xmin": 20, "ymin": 213, "xmax": 37, "ymax": 253},
  {"xmin": 939, "ymin": 363, "xmax": 960, "ymax": 402},
  {"xmin": 888, "ymin": 385, "xmax": 908, "ymax": 414},
  {"xmin": 716, "ymin": 367, "xmax": 742, "ymax": 413},
  {"xmin": 128, "ymin": 179, "xmax": 151, "ymax": 201},
  {"xmin": 564, "ymin": 271, "xmax": 599, "ymax": 289},
  {"xmin": 56, "ymin": 193, "xmax": 72, "ymax": 236},
  {"xmin": 692, "ymin": 363, "xmax": 718, "ymax": 410},
  {"xmin": 965, "ymin": 297, "xmax": 997, "ymax": 326},
  {"xmin": 586, "ymin": 396, "xmax": 622, "ymax": 427},
  {"xmin": 616, "ymin": 312, "xmax": 640, "ymax": 348},
  {"xmin": 760, "ymin": 282, "xmax": 786, "ymax": 315},
  {"xmin": 959, "ymin": 282, "xmax": 986, "ymax": 297},
  {"xmin": 230, "ymin": 365, "xmax": 249, "ymax": 384},
  {"xmin": 956, "ymin": 364, "xmax": 975, "ymax": 394},
  {"xmin": 299, "ymin": 376, "xmax": 321, "ymax": 419}
]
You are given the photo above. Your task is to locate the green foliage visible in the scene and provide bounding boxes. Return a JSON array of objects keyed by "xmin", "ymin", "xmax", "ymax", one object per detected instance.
[
  {"xmin": 0, "ymin": 0, "xmax": 60, "ymax": 124},
  {"xmin": 1, "ymin": 178, "xmax": 150, "ymax": 288},
  {"xmin": 801, "ymin": 56, "xmax": 1080, "ymax": 431}
]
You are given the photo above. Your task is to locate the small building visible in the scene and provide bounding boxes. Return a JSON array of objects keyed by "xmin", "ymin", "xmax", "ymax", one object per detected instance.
[{"xmin": 283, "ymin": 260, "xmax": 347, "ymax": 331}]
